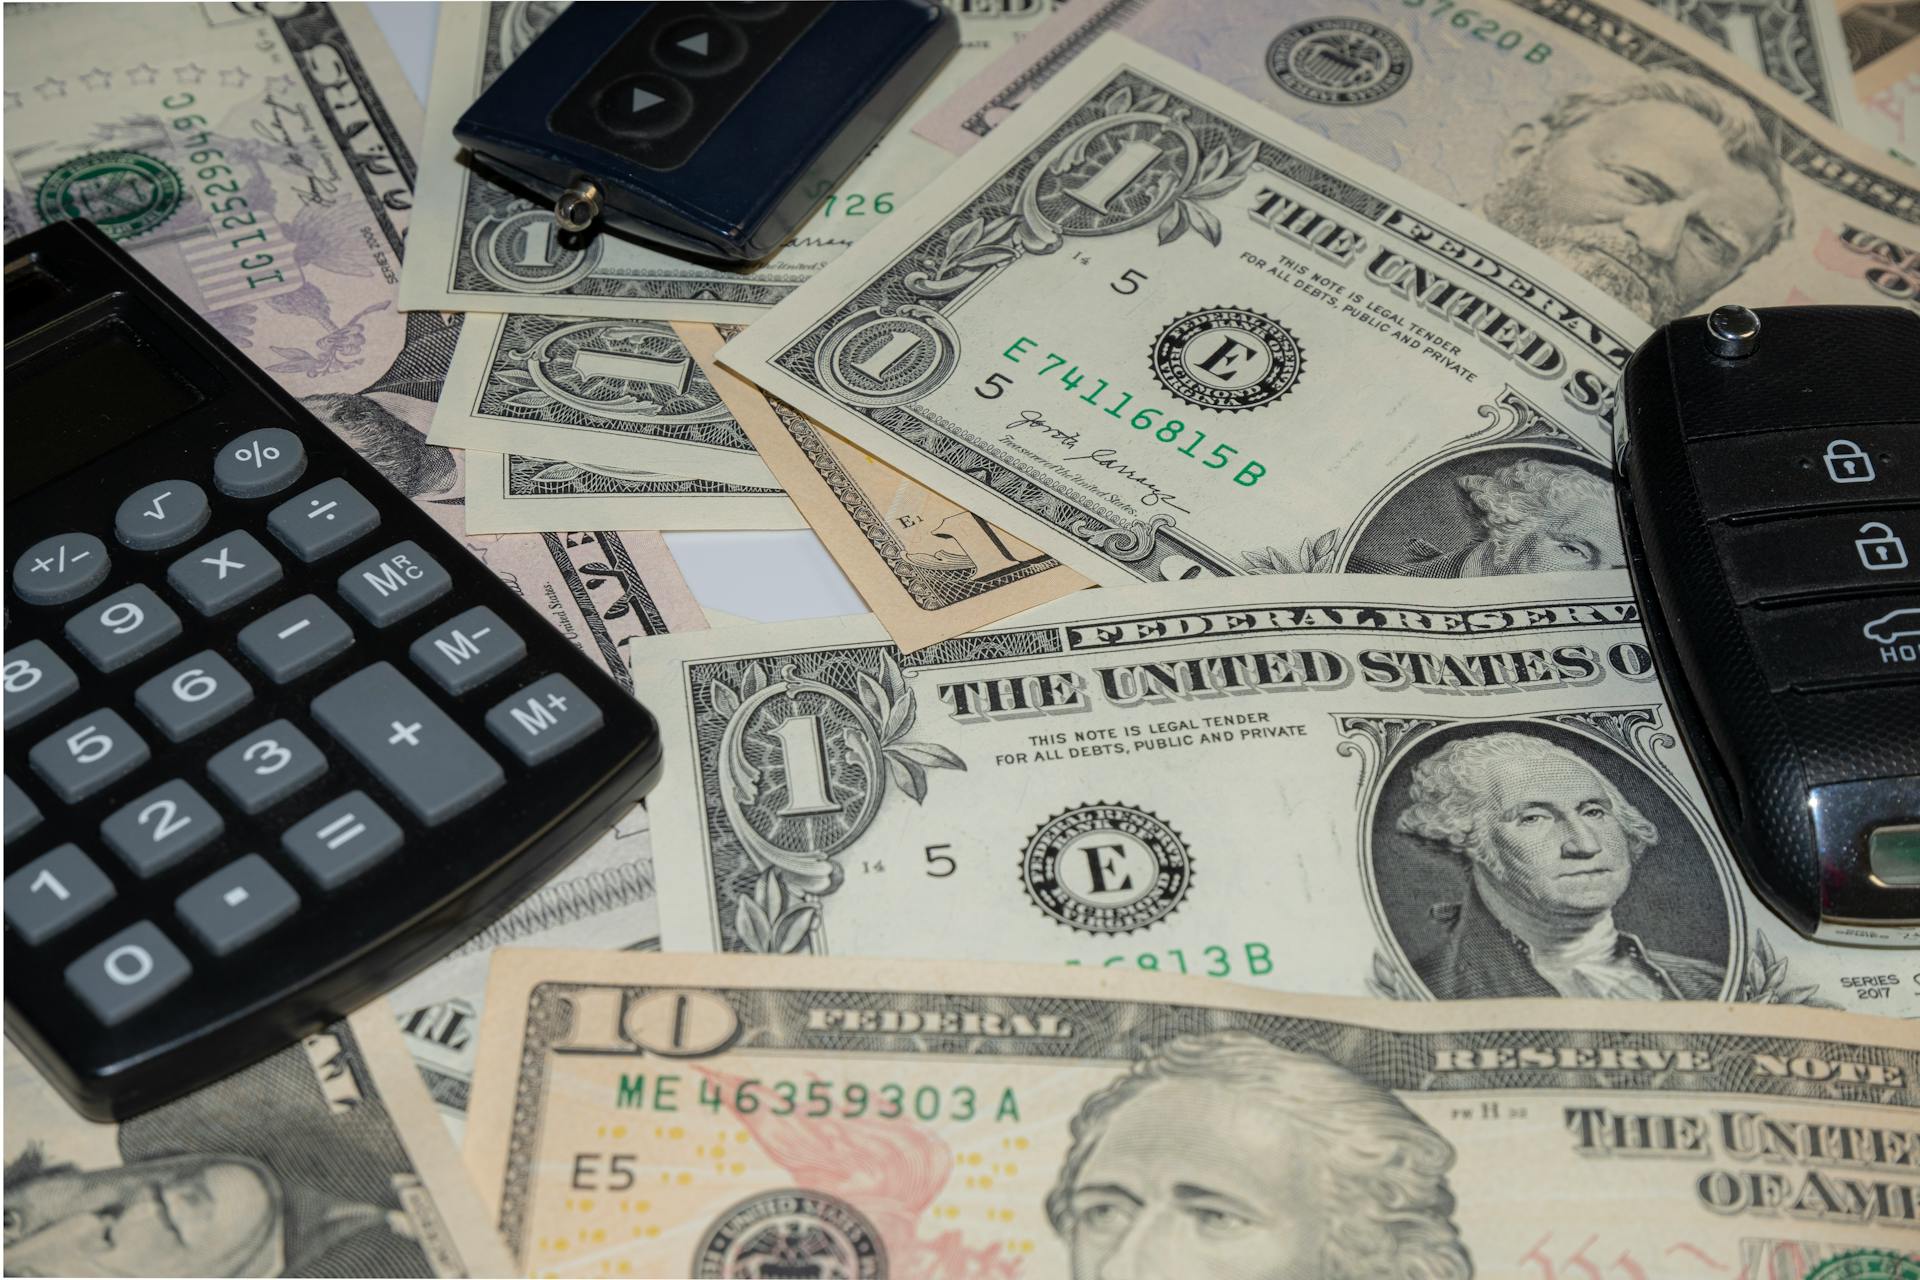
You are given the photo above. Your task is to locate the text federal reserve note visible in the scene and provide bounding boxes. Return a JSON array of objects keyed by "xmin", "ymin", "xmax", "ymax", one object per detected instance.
[
  {"xmin": 399, "ymin": 1, "xmax": 1061, "ymax": 321},
  {"xmin": 465, "ymin": 951, "xmax": 1920, "ymax": 1278},
  {"xmin": 683, "ymin": 325, "xmax": 1091, "ymax": 652},
  {"xmin": 723, "ymin": 39, "xmax": 1649, "ymax": 588},
  {"xmin": 391, "ymin": 809, "xmax": 660, "ymax": 1146},
  {"xmin": 0, "ymin": 2, "xmax": 707, "ymax": 684},
  {"xmin": 5, "ymin": 1004, "xmax": 513, "ymax": 1277},
  {"xmin": 634, "ymin": 570, "xmax": 1919, "ymax": 1010},
  {"xmin": 913, "ymin": 0, "xmax": 1920, "ymax": 327}
]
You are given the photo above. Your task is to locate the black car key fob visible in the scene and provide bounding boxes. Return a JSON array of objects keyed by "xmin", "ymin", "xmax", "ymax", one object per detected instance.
[
  {"xmin": 1617, "ymin": 304, "xmax": 1919, "ymax": 946},
  {"xmin": 454, "ymin": 1, "xmax": 958, "ymax": 262}
]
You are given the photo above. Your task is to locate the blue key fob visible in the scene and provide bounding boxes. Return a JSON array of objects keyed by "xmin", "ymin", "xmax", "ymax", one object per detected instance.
[{"xmin": 454, "ymin": 1, "xmax": 958, "ymax": 261}]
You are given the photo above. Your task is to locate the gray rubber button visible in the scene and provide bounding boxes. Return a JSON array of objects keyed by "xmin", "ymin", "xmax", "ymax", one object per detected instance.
[
  {"xmin": 485, "ymin": 675, "xmax": 603, "ymax": 765},
  {"xmin": 3, "ymin": 640, "xmax": 80, "ymax": 730},
  {"xmin": 114, "ymin": 481, "xmax": 211, "ymax": 551},
  {"xmin": 282, "ymin": 791, "xmax": 403, "ymax": 888},
  {"xmin": 5, "ymin": 845, "xmax": 115, "ymax": 944},
  {"xmin": 311, "ymin": 663, "xmax": 503, "ymax": 825},
  {"xmin": 410, "ymin": 607, "xmax": 525, "ymax": 695},
  {"xmin": 66, "ymin": 921, "xmax": 191, "ymax": 1026},
  {"xmin": 207, "ymin": 719, "xmax": 328, "ymax": 815},
  {"xmin": 237, "ymin": 595, "xmax": 354, "ymax": 684},
  {"xmin": 213, "ymin": 427, "xmax": 306, "ymax": 498},
  {"xmin": 135, "ymin": 651, "xmax": 253, "ymax": 743},
  {"xmin": 268, "ymin": 478, "xmax": 381, "ymax": 562},
  {"xmin": 13, "ymin": 532, "xmax": 110, "ymax": 606},
  {"xmin": 337, "ymin": 541, "xmax": 451, "ymax": 628},
  {"xmin": 5, "ymin": 775, "xmax": 42, "ymax": 843},
  {"xmin": 175, "ymin": 855, "xmax": 300, "ymax": 955},
  {"xmin": 64, "ymin": 584, "xmax": 183, "ymax": 672},
  {"xmin": 101, "ymin": 779, "xmax": 225, "ymax": 878},
  {"xmin": 30, "ymin": 709, "xmax": 150, "ymax": 803},
  {"xmin": 167, "ymin": 531, "xmax": 283, "ymax": 616}
]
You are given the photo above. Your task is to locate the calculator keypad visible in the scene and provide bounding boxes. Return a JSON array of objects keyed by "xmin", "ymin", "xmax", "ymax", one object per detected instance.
[
  {"xmin": 65, "ymin": 921, "xmax": 192, "ymax": 1026},
  {"xmin": 174, "ymin": 855, "xmax": 300, "ymax": 956},
  {"xmin": 5, "ymin": 845, "xmax": 116, "ymax": 944},
  {"xmin": 12, "ymin": 532, "xmax": 111, "ymax": 606},
  {"xmin": 3, "ymin": 640, "xmax": 80, "ymax": 730},
  {"xmin": 312, "ymin": 663, "xmax": 503, "ymax": 825},
  {"xmin": 114, "ymin": 481, "xmax": 210, "ymax": 551},
  {"xmin": 100, "ymin": 780, "xmax": 225, "ymax": 878},
  {"xmin": 136, "ymin": 652, "xmax": 254, "ymax": 742},
  {"xmin": 268, "ymin": 478, "xmax": 381, "ymax": 562},
  {"xmin": 238, "ymin": 595, "xmax": 355, "ymax": 684},
  {"xmin": 281, "ymin": 791, "xmax": 403, "ymax": 888},
  {"xmin": 168, "ymin": 531, "xmax": 283, "ymax": 615},
  {"xmin": 65, "ymin": 585, "xmax": 183, "ymax": 672},
  {"xmin": 207, "ymin": 720, "xmax": 328, "ymax": 815},
  {"xmin": 30, "ymin": 710, "xmax": 151, "ymax": 802}
]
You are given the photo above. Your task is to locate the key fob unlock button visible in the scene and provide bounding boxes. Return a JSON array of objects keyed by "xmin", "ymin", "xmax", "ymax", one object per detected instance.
[{"xmin": 1716, "ymin": 509, "xmax": 1920, "ymax": 603}]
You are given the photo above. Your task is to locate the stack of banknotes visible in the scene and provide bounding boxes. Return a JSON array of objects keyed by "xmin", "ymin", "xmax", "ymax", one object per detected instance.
[{"xmin": 4, "ymin": 2, "xmax": 1917, "ymax": 1276}]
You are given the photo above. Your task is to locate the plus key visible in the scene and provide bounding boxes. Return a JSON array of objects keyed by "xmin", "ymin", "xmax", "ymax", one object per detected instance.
[{"xmin": 312, "ymin": 663, "xmax": 503, "ymax": 825}]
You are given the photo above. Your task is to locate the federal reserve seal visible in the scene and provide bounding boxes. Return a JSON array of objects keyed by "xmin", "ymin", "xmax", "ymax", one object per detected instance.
[
  {"xmin": 1150, "ymin": 307, "xmax": 1304, "ymax": 413},
  {"xmin": 693, "ymin": 1189, "xmax": 886, "ymax": 1279},
  {"xmin": 1267, "ymin": 19, "xmax": 1413, "ymax": 106},
  {"xmin": 1806, "ymin": 1251, "xmax": 1920, "ymax": 1280},
  {"xmin": 33, "ymin": 150, "xmax": 184, "ymax": 241},
  {"xmin": 1022, "ymin": 802, "xmax": 1192, "ymax": 934}
]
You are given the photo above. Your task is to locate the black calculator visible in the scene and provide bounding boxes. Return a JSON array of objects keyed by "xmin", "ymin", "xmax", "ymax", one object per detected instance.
[
  {"xmin": 4, "ymin": 220, "xmax": 662, "ymax": 1119},
  {"xmin": 455, "ymin": 0, "xmax": 958, "ymax": 260}
]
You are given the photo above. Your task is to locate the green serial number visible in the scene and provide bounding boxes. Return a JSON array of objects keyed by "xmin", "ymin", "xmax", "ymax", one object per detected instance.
[
  {"xmin": 1401, "ymin": 0, "xmax": 1551, "ymax": 60},
  {"xmin": 991, "ymin": 337, "xmax": 1267, "ymax": 487},
  {"xmin": 1068, "ymin": 941, "xmax": 1278, "ymax": 979},
  {"xmin": 613, "ymin": 1073, "xmax": 1021, "ymax": 1123}
]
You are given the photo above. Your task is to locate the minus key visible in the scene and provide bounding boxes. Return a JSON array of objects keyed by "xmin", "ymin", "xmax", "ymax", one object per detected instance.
[{"xmin": 237, "ymin": 595, "xmax": 355, "ymax": 684}]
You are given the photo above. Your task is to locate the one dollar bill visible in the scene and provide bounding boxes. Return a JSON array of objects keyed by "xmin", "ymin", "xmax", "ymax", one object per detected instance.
[
  {"xmin": 913, "ymin": 0, "xmax": 1920, "ymax": 326},
  {"xmin": 464, "ymin": 950, "xmax": 1920, "ymax": 1278},
  {"xmin": 633, "ymin": 569, "xmax": 1920, "ymax": 1011},
  {"xmin": 722, "ymin": 37, "xmax": 1650, "ymax": 589}
]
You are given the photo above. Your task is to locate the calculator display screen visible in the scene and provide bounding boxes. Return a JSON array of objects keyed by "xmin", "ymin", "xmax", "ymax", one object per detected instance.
[{"xmin": 8, "ymin": 323, "xmax": 204, "ymax": 500}]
